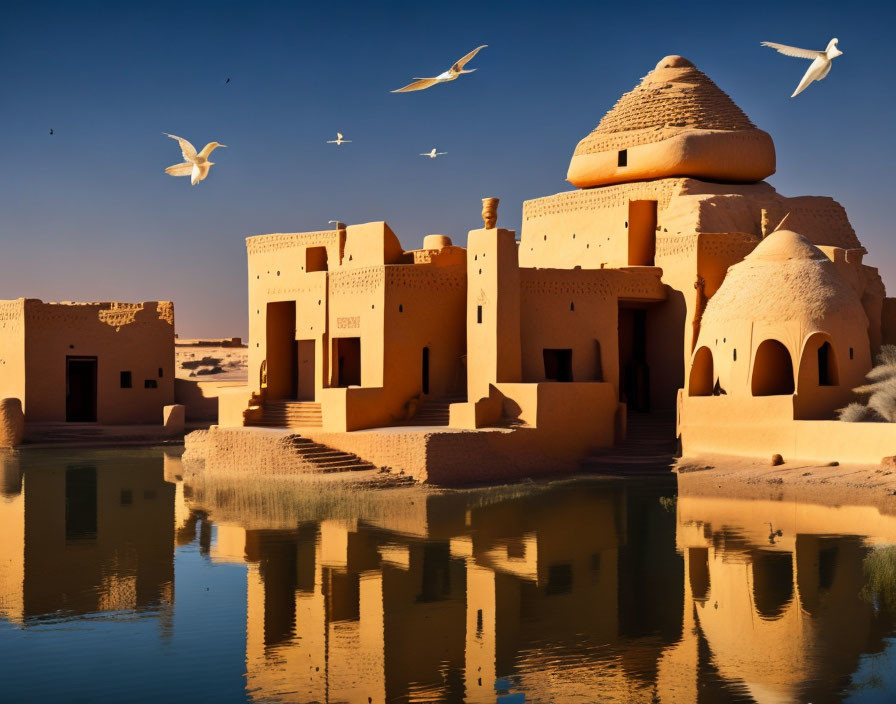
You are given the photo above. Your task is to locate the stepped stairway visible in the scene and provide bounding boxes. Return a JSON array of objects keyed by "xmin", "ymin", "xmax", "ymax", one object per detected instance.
[
  {"xmin": 580, "ymin": 412, "xmax": 677, "ymax": 476},
  {"xmin": 284, "ymin": 435, "xmax": 378, "ymax": 473},
  {"xmin": 250, "ymin": 400, "xmax": 323, "ymax": 428},
  {"xmin": 397, "ymin": 394, "xmax": 466, "ymax": 427}
]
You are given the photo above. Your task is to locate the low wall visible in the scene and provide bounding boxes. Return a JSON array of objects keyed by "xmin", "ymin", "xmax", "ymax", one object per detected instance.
[
  {"xmin": 175, "ymin": 378, "xmax": 247, "ymax": 421},
  {"xmin": 218, "ymin": 387, "xmax": 254, "ymax": 427},
  {"xmin": 680, "ymin": 394, "xmax": 896, "ymax": 464}
]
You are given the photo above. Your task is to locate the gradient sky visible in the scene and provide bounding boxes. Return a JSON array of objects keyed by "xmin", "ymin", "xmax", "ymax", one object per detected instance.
[{"xmin": 1, "ymin": 0, "xmax": 893, "ymax": 338}]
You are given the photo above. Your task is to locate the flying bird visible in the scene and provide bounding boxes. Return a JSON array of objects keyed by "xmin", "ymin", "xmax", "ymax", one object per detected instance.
[
  {"xmin": 392, "ymin": 45, "xmax": 487, "ymax": 93},
  {"xmin": 163, "ymin": 133, "xmax": 227, "ymax": 186},
  {"xmin": 326, "ymin": 133, "xmax": 352, "ymax": 146},
  {"xmin": 761, "ymin": 38, "xmax": 843, "ymax": 97},
  {"xmin": 420, "ymin": 148, "xmax": 446, "ymax": 159},
  {"xmin": 225, "ymin": 77, "xmax": 231, "ymax": 84},
  {"xmin": 49, "ymin": 129, "xmax": 53, "ymax": 135}
]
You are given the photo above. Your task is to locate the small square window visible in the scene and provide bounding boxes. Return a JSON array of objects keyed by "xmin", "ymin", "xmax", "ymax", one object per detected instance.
[
  {"xmin": 477, "ymin": 305, "xmax": 482, "ymax": 324},
  {"xmin": 617, "ymin": 149, "xmax": 628, "ymax": 167},
  {"xmin": 144, "ymin": 379, "xmax": 158, "ymax": 389},
  {"xmin": 120, "ymin": 371, "xmax": 132, "ymax": 388}
]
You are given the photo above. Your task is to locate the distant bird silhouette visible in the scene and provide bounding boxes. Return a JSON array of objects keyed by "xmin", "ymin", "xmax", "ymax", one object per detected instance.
[
  {"xmin": 326, "ymin": 133, "xmax": 352, "ymax": 146},
  {"xmin": 761, "ymin": 38, "xmax": 843, "ymax": 97},
  {"xmin": 163, "ymin": 133, "xmax": 227, "ymax": 186},
  {"xmin": 768, "ymin": 522, "xmax": 783, "ymax": 544},
  {"xmin": 49, "ymin": 129, "xmax": 53, "ymax": 135},
  {"xmin": 225, "ymin": 77, "xmax": 231, "ymax": 84},
  {"xmin": 420, "ymin": 148, "xmax": 446, "ymax": 159},
  {"xmin": 392, "ymin": 45, "xmax": 487, "ymax": 93}
]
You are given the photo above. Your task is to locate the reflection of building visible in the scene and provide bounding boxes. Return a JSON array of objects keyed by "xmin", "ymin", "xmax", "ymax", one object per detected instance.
[
  {"xmin": 676, "ymin": 494, "xmax": 896, "ymax": 703},
  {"xmin": 191, "ymin": 480, "xmax": 691, "ymax": 703},
  {"xmin": 0, "ymin": 451, "xmax": 175, "ymax": 623},
  {"xmin": 0, "ymin": 299, "xmax": 174, "ymax": 424}
]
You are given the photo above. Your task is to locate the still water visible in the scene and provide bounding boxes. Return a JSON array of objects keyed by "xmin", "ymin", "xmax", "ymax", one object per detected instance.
[{"xmin": 2, "ymin": 448, "xmax": 896, "ymax": 703}]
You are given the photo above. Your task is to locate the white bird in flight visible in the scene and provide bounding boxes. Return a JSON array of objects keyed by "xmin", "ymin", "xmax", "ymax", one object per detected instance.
[
  {"xmin": 392, "ymin": 45, "xmax": 487, "ymax": 93},
  {"xmin": 326, "ymin": 132, "xmax": 352, "ymax": 146},
  {"xmin": 163, "ymin": 133, "xmax": 226, "ymax": 185},
  {"xmin": 420, "ymin": 148, "xmax": 446, "ymax": 159},
  {"xmin": 761, "ymin": 38, "xmax": 843, "ymax": 97}
]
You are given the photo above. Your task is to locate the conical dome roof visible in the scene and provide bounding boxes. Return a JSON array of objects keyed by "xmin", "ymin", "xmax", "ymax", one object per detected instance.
[
  {"xmin": 567, "ymin": 56, "xmax": 776, "ymax": 188},
  {"xmin": 700, "ymin": 230, "xmax": 863, "ymax": 331}
]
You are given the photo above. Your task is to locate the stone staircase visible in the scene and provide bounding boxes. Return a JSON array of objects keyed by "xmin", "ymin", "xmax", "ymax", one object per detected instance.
[
  {"xmin": 285, "ymin": 435, "xmax": 378, "ymax": 473},
  {"xmin": 580, "ymin": 412, "xmax": 678, "ymax": 476},
  {"xmin": 250, "ymin": 400, "xmax": 323, "ymax": 428},
  {"xmin": 398, "ymin": 394, "xmax": 466, "ymax": 427}
]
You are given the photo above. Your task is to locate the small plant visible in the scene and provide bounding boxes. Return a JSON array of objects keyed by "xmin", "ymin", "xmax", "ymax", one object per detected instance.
[
  {"xmin": 838, "ymin": 402, "xmax": 885, "ymax": 423},
  {"xmin": 658, "ymin": 495, "xmax": 677, "ymax": 513},
  {"xmin": 861, "ymin": 545, "xmax": 896, "ymax": 614},
  {"xmin": 841, "ymin": 345, "xmax": 896, "ymax": 422}
]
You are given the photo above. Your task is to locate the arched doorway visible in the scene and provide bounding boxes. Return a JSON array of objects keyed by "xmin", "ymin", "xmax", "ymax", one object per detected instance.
[
  {"xmin": 688, "ymin": 347, "xmax": 713, "ymax": 396},
  {"xmin": 751, "ymin": 340, "xmax": 794, "ymax": 396}
]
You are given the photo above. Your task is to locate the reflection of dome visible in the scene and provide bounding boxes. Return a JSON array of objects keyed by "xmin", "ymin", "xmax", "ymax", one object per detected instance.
[
  {"xmin": 700, "ymin": 230, "xmax": 865, "ymax": 331},
  {"xmin": 567, "ymin": 55, "xmax": 775, "ymax": 188}
]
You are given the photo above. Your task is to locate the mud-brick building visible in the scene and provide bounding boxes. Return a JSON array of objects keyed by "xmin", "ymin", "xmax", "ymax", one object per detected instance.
[
  {"xmin": 0, "ymin": 299, "xmax": 175, "ymax": 424},
  {"xmin": 208, "ymin": 54, "xmax": 896, "ymax": 479}
]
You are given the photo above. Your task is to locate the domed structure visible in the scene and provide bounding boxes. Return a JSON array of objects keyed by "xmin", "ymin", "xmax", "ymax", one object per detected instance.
[
  {"xmin": 567, "ymin": 56, "xmax": 776, "ymax": 188},
  {"xmin": 688, "ymin": 230, "xmax": 870, "ymax": 415}
]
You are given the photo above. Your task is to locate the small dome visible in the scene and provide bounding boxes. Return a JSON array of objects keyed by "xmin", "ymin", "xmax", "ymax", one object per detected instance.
[
  {"xmin": 423, "ymin": 234, "xmax": 452, "ymax": 250},
  {"xmin": 567, "ymin": 56, "xmax": 775, "ymax": 188},
  {"xmin": 700, "ymin": 230, "xmax": 863, "ymax": 331},
  {"xmin": 656, "ymin": 55, "xmax": 694, "ymax": 69},
  {"xmin": 743, "ymin": 229, "xmax": 828, "ymax": 263}
]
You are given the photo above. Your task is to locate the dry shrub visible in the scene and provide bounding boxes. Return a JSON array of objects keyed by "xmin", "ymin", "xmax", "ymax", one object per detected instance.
[
  {"xmin": 845, "ymin": 345, "xmax": 896, "ymax": 422},
  {"xmin": 838, "ymin": 402, "xmax": 886, "ymax": 423},
  {"xmin": 862, "ymin": 546, "xmax": 896, "ymax": 614}
]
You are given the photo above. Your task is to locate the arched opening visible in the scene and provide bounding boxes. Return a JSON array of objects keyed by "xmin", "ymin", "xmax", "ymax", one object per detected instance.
[
  {"xmin": 751, "ymin": 340, "xmax": 794, "ymax": 396},
  {"xmin": 688, "ymin": 547, "xmax": 710, "ymax": 601},
  {"xmin": 817, "ymin": 341, "xmax": 839, "ymax": 386},
  {"xmin": 688, "ymin": 347, "xmax": 714, "ymax": 396},
  {"xmin": 751, "ymin": 551, "xmax": 794, "ymax": 620}
]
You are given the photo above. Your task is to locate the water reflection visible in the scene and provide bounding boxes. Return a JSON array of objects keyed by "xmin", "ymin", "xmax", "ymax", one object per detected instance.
[
  {"xmin": 3, "ymin": 448, "xmax": 896, "ymax": 703},
  {"xmin": 0, "ymin": 450, "xmax": 174, "ymax": 624}
]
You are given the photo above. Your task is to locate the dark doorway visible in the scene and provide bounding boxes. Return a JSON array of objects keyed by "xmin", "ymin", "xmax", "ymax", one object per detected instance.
[
  {"xmin": 618, "ymin": 308, "xmax": 650, "ymax": 412},
  {"xmin": 334, "ymin": 337, "xmax": 361, "ymax": 387},
  {"xmin": 65, "ymin": 465, "xmax": 97, "ymax": 540},
  {"xmin": 296, "ymin": 340, "xmax": 315, "ymax": 400},
  {"xmin": 422, "ymin": 347, "xmax": 431, "ymax": 395},
  {"xmin": 266, "ymin": 302, "xmax": 297, "ymax": 400},
  {"xmin": 543, "ymin": 349, "xmax": 573, "ymax": 382},
  {"xmin": 66, "ymin": 356, "xmax": 97, "ymax": 422}
]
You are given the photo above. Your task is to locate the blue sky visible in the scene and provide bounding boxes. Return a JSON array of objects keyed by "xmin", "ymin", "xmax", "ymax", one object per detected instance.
[{"xmin": 1, "ymin": 0, "xmax": 893, "ymax": 337}]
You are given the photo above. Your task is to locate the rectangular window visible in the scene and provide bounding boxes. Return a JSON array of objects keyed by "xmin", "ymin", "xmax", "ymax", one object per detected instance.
[
  {"xmin": 618, "ymin": 149, "xmax": 628, "ymax": 167},
  {"xmin": 144, "ymin": 379, "xmax": 158, "ymax": 389},
  {"xmin": 543, "ymin": 349, "xmax": 573, "ymax": 382},
  {"xmin": 158, "ymin": 367, "xmax": 163, "ymax": 378},
  {"xmin": 120, "ymin": 371, "xmax": 132, "ymax": 388},
  {"xmin": 477, "ymin": 305, "xmax": 482, "ymax": 324},
  {"xmin": 306, "ymin": 246, "xmax": 329, "ymax": 272}
]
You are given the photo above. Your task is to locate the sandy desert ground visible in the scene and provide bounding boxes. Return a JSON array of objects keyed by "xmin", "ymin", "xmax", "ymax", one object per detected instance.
[
  {"xmin": 175, "ymin": 341, "xmax": 247, "ymax": 381},
  {"xmin": 678, "ymin": 453, "xmax": 896, "ymax": 513}
]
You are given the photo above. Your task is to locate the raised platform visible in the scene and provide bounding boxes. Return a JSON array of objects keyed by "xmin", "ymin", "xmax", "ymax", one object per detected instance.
[{"xmin": 186, "ymin": 422, "xmax": 589, "ymax": 486}]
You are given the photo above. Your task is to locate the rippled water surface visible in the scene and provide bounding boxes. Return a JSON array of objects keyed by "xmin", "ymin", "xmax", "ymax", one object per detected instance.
[{"xmin": 3, "ymin": 447, "xmax": 896, "ymax": 703}]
